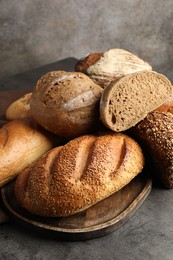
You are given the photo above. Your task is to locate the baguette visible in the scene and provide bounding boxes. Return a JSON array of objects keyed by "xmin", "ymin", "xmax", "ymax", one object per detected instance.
[
  {"xmin": 0, "ymin": 118, "xmax": 55, "ymax": 187},
  {"xmin": 15, "ymin": 132, "xmax": 144, "ymax": 217}
]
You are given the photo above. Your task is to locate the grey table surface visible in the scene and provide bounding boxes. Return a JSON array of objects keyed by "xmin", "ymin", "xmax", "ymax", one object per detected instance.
[{"xmin": 0, "ymin": 58, "xmax": 173, "ymax": 260}]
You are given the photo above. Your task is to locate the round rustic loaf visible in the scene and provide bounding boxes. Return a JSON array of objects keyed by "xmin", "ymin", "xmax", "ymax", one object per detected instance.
[
  {"xmin": 15, "ymin": 132, "xmax": 144, "ymax": 217},
  {"xmin": 75, "ymin": 49, "xmax": 152, "ymax": 88},
  {"xmin": 30, "ymin": 71, "xmax": 103, "ymax": 138},
  {"xmin": 100, "ymin": 71, "xmax": 172, "ymax": 132}
]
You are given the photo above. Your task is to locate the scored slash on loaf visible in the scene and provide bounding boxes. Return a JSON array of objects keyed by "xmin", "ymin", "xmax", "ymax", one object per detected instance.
[
  {"xmin": 75, "ymin": 49, "xmax": 152, "ymax": 89},
  {"xmin": 15, "ymin": 132, "xmax": 144, "ymax": 217}
]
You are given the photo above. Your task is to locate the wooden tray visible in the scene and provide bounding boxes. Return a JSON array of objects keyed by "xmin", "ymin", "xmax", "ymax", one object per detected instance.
[{"xmin": 1, "ymin": 171, "xmax": 152, "ymax": 241}]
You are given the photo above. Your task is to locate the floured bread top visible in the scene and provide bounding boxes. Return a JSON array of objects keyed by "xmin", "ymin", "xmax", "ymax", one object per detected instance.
[{"xmin": 87, "ymin": 49, "xmax": 152, "ymax": 76}]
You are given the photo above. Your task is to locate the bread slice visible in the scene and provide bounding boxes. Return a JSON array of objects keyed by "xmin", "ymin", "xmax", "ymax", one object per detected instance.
[
  {"xmin": 100, "ymin": 71, "xmax": 172, "ymax": 132},
  {"xmin": 15, "ymin": 132, "xmax": 144, "ymax": 217}
]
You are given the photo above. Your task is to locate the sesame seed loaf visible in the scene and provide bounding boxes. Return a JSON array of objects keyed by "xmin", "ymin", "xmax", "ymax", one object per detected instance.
[
  {"xmin": 130, "ymin": 112, "xmax": 173, "ymax": 188},
  {"xmin": 15, "ymin": 132, "xmax": 144, "ymax": 217},
  {"xmin": 30, "ymin": 71, "xmax": 103, "ymax": 138},
  {"xmin": 75, "ymin": 49, "xmax": 152, "ymax": 89},
  {"xmin": 100, "ymin": 71, "xmax": 172, "ymax": 132},
  {"xmin": 0, "ymin": 118, "xmax": 55, "ymax": 187}
]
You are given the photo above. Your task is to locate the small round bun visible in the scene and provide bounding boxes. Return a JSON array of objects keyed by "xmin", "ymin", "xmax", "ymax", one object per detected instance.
[{"xmin": 30, "ymin": 71, "xmax": 103, "ymax": 138}]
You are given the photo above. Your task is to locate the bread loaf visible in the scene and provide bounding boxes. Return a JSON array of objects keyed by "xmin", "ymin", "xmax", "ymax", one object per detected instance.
[
  {"xmin": 154, "ymin": 88, "xmax": 173, "ymax": 114},
  {"xmin": 75, "ymin": 49, "xmax": 152, "ymax": 88},
  {"xmin": 130, "ymin": 112, "xmax": 173, "ymax": 188},
  {"xmin": 100, "ymin": 71, "xmax": 172, "ymax": 132},
  {"xmin": 0, "ymin": 118, "xmax": 55, "ymax": 187},
  {"xmin": 6, "ymin": 93, "xmax": 32, "ymax": 120},
  {"xmin": 30, "ymin": 71, "xmax": 103, "ymax": 138},
  {"xmin": 15, "ymin": 132, "xmax": 144, "ymax": 217}
]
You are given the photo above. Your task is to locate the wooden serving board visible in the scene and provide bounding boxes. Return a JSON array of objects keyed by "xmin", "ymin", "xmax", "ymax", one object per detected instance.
[{"xmin": 1, "ymin": 171, "xmax": 152, "ymax": 241}]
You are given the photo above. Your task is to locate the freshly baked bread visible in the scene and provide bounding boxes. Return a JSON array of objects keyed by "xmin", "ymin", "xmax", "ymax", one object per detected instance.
[
  {"xmin": 15, "ymin": 132, "xmax": 144, "ymax": 217},
  {"xmin": 0, "ymin": 118, "xmax": 55, "ymax": 187},
  {"xmin": 100, "ymin": 71, "xmax": 172, "ymax": 132},
  {"xmin": 30, "ymin": 71, "xmax": 103, "ymax": 138},
  {"xmin": 75, "ymin": 52, "xmax": 103, "ymax": 72},
  {"xmin": 154, "ymin": 88, "xmax": 173, "ymax": 114},
  {"xmin": 130, "ymin": 112, "xmax": 173, "ymax": 188},
  {"xmin": 75, "ymin": 49, "xmax": 152, "ymax": 88},
  {"xmin": 6, "ymin": 93, "xmax": 32, "ymax": 120}
]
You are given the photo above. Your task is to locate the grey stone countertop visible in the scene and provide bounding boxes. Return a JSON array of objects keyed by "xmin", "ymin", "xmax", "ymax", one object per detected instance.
[{"xmin": 0, "ymin": 58, "xmax": 173, "ymax": 260}]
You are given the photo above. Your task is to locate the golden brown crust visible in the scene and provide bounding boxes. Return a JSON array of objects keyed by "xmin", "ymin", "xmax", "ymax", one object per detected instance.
[
  {"xmin": 15, "ymin": 132, "xmax": 144, "ymax": 217},
  {"xmin": 30, "ymin": 71, "xmax": 103, "ymax": 138},
  {"xmin": 130, "ymin": 112, "xmax": 173, "ymax": 188},
  {"xmin": 6, "ymin": 93, "xmax": 32, "ymax": 120},
  {"xmin": 0, "ymin": 118, "xmax": 55, "ymax": 187}
]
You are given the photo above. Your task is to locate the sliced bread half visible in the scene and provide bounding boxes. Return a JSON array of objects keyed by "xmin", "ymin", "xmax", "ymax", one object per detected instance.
[{"xmin": 100, "ymin": 71, "xmax": 172, "ymax": 132}]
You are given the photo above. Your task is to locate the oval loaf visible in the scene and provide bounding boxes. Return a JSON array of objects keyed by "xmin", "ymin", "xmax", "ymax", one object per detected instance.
[
  {"xmin": 0, "ymin": 119, "xmax": 55, "ymax": 187},
  {"xmin": 15, "ymin": 132, "xmax": 144, "ymax": 217},
  {"xmin": 75, "ymin": 49, "xmax": 152, "ymax": 88}
]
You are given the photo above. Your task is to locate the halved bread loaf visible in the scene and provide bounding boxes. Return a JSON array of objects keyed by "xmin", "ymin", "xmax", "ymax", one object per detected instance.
[
  {"xmin": 15, "ymin": 132, "xmax": 144, "ymax": 217},
  {"xmin": 100, "ymin": 71, "xmax": 172, "ymax": 132}
]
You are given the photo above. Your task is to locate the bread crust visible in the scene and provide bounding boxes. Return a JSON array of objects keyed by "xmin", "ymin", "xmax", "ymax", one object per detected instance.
[
  {"xmin": 75, "ymin": 49, "xmax": 152, "ymax": 89},
  {"xmin": 0, "ymin": 119, "xmax": 55, "ymax": 187},
  {"xmin": 15, "ymin": 132, "xmax": 144, "ymax": 217},
  {"xmin": 6, "ymin": 93, "xmax": 32, "ymax": 120},
  {"xmin": 130, "ymin": 112, "xmax": 173, "ymax": 188},
  {"xmin": 30, "ymin": 71, "xmax": 103, "ymax": 138}
]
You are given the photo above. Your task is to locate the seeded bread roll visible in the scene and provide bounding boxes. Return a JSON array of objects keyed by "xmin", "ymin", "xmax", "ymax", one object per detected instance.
[
  {"xmin": 75, "ymin": 49, "xmax": 152, "ymax": 88},
  {"xmin": 30, "ymin": 71, "xmax": 103, "ymax": 138},
  {"xmin": 130, "ymin": 112, "xmax": 173, "ymax": 188},
  {"xmin": 100, "ymin": 71, "xmax": 172, "ymax": 132},
  {"xmin": 15, "ymin": 132, "xmax": 144, "ymax": 217},
  {"xmin": 0, "ymin": 118, "xmax": 55, "ymax": 187},
  {"xmin": 6, "ymin": 93, "xmax": 32, "ymax": 120}
]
